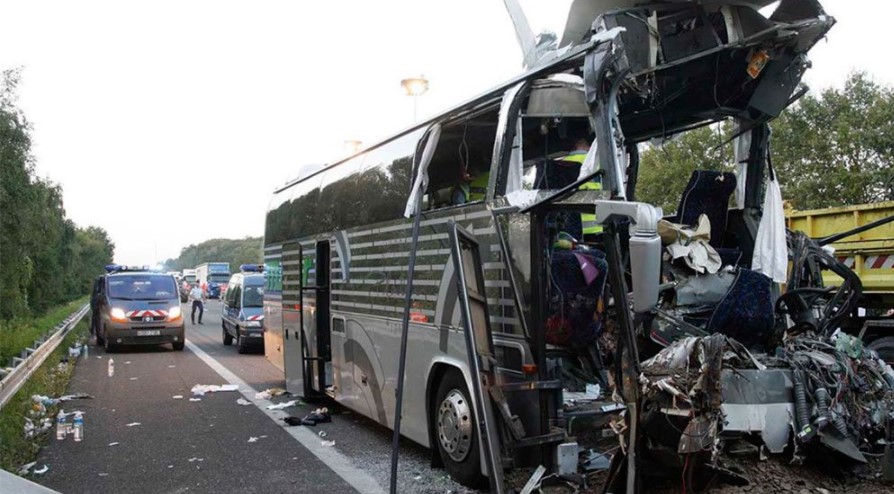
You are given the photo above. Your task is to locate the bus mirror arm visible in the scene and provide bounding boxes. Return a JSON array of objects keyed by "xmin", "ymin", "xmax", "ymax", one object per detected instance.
[{"xmin": 593, "ymin": 200, "xmax": 663, "ymax": 313}]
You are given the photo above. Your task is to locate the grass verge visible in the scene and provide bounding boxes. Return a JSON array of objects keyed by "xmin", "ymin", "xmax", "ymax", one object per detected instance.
[
  {"xmin": 0, "ymin": 298, "xmax": 89, "ymax": 365},
  {"xmin": 0, "ymin": 316, "xmax": 90, "ymax": 474}
]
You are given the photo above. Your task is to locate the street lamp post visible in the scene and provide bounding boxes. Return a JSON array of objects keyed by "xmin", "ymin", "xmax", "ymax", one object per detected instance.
[{"xmin": 400, "ymin": 76, "xmax": 429, "ymax": 122}]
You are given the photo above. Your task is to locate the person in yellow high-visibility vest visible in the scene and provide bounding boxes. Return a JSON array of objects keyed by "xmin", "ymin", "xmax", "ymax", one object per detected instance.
[
  {"xmin": 451, "ymin": 165, "xmax": 490, "ymax": 205},
  {"xmin": 557, "ymin": 139, "xmax": 603, "ymax": 241}
]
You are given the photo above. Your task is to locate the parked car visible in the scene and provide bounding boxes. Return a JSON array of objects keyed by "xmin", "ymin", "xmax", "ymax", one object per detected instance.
[{"xmin": 221, "ymin": 271, "xmax": 265, "ymax": 353}]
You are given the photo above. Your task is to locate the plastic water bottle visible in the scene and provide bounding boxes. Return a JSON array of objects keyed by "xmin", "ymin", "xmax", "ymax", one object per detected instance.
[
  {"xmin": 108, "ymin": 358, "xmax": 114, "ymax": 377},
  {"xmin": 72, "ymin": 412, "xmax": 84, "ymax": 442},
  {"xmin": 83, "ymin": 344, "xmax": 89, "ymax": 359},
  {"xmin": 56, "ymin": 410, "xmax": 67, "ymax": 441}
]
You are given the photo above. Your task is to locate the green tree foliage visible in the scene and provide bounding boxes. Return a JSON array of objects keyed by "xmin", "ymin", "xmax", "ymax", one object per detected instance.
[
  {"xmin": 637, "ymin": 72, "xmax": 894, "ymax": 214},
  {"xmin": 771, "ymin": 72, "xmax": 894, "ymax": 209},
  {"xmin": 637, "ymin": 125, "xmax": 733, "ymax": 215},
  {"xmin": 1, "ymin": 68, "xmax": 115, "ymax": 319},
  {"xmin": 164, "ymin": 237, "xmax": 263, "ymax": 272}
]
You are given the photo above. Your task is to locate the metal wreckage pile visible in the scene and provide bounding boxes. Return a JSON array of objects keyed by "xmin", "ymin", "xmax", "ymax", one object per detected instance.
[{"xmin": 616, "ymin": 231, "xmax": 894, "ymax": 491}]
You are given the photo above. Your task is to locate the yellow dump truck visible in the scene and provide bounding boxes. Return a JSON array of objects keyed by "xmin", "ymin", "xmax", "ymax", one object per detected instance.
[{"xmin": 787, "ymin": 201, "xmax": 894, "ymax": 360}]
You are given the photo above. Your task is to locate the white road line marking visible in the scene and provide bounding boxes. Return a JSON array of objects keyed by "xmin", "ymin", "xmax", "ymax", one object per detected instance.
[{"xmin": 184, "ymin": 339, "xmax": 384, "ymax": 494}]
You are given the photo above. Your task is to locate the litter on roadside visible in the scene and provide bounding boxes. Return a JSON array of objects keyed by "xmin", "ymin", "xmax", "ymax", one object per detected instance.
[
  {"xmin": 190, "ymin": 384, "xmax": 239, "ymax": 396},
  {"xmin": 255, "ymin": 387, "xmax": 287, "ymax": 400},
  {"xmin": 125, "ymin": 422, "xmax": 141, "ymax": 427},
  {"xmin": 321, "ymin": 440, "xmax": 335, "ymax": 447},
  {"xmin": 236, "ymin": 398, "xmax": 251, "ymax": 406},
  {"xmin": 18, "ymin": 462, "xmax": 37, "ymax": 476},
  {"xmin": 247, "ymin": 436, "xmax": 259, "ymax": 443},
  {"xmin": 172, "ymin": 395, "xmax": 183, "ymax": 399},
  {"xmin": 282, "ymin": 407, "xmax": 332, "ymax": 426},
  {"xmin": 189, "ymin": 398, "xmax": 201, "ymax": 402},
  {"xmin": 33, "ymin": 465, "xmax": 49, "ymax": 475},
  {"xmin": 188, "ymin": 458, "xmax": 204, "ymax": 463},
  {"xmin": 318, "ymin": 431, "xmax": 327, "ymax": 438},
  {"xmin": 266, "ymin": 400, "xmax": 300, "ymax": 410},
  {"xmin": 108, "ymin": 442, "xmax": 119, "ymax": 447}
]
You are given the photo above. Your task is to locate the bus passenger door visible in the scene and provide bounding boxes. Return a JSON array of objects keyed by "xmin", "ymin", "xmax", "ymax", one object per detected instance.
[
  {"xmin": 281, "ymin": 242, "xmax": 306, "ymax": 396},
  {"xmin": 310, "ymin": 240, "xmax": 332, "ymax": 395}
]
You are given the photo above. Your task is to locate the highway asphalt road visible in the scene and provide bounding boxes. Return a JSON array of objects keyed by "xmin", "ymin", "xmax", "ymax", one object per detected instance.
[{"xmin": 34, "ymin": 300, "xmax": 469, "ymax": 494}]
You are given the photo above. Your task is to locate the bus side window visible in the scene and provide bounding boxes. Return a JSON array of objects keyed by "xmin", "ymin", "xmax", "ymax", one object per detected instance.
[
  {"xmin": 422, "ymin": 107, "xmax": 500, "ymax": 211},
  {"xmin": 359, "ymin": 128, "xmax": 425, "ymax": 225}
]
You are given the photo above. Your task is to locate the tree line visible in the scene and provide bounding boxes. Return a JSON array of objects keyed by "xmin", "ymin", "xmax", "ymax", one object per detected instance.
[
  {"xmin": 637, "ymin": 72, "xmax": 894, "ymax": 213},
  {"xmin": 163, "ymin": 237, "xmax": 263, "ymax": 273},
  {"xmin": 1, "ymin": 68, "xmax": 115, "ymax": 319}
]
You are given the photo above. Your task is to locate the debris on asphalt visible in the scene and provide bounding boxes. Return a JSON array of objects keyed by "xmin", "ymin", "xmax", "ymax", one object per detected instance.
[
  {"xmin": 190, "ymin": 384, "xmax": 239, "ymax": 396},
  {"xmin": 255, "ymin": 387, "xmax": 287, "ymax": 399},
  {"xmin": 321, "ymin": 440, "xmax": 335, "ymax": 447},
  {"xmin": 108, "ymin": 358, "xmax": 114, "ymax": 377},
  {"xmin": 236, "ymin": 398, "xmax": 251, "ymax": 406},
  {"xmin": 98, "ymin": 473, "xmax": 109, "ymax": 477},
  {"xmin": 187, "ymin": 458, "xmax": 204, "ymax": 463},
  {"xmin": 124, "ymin": 361, "xmax": 131, "ymax": 365},
  {"xmin": 248, "ymin": 436, "xmax": 260, "ymax": 443},
  {"xmin": 129, "ymin": 377, "xmax": 138, "ymax": 381},
  {"xmin": 167, "ymin": 365, "xmax": 176, "ymax": 368},
  {"xmin": 318, "ymin": 431, "xmax": 327, "ymax": 438},
  {"xmin": 125, "ymin": 422, "xmax": 141, "ymax": 427},
  {"xmin": 18, "ymin": 462, "xmax": 37, "ymax": 476},
  {"xmin": 282, "ymin": 416, "xmax": 303, "ymax": 426},
  {"xmin": 266, "ymin": 400, "xmax": 300, "ymax": 410},
  {"xmin": 189, "ymin": 398, "xmax": 201, "ymax": 402},
  {"xmin": 108, "ymin": 442, "xmax": 119, "ymax": 447},
  {"xmin": 172, "ymin": 395, "xmax": 183, "ymax": 399},
  {"xmin": 32, "ymin": 464, "xmax": 49, "ymax": 475}
]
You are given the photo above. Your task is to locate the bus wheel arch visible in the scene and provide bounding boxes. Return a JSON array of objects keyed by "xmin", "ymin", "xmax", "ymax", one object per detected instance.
[{"xmin": 429, "ymin": 366, "xmax": 485, "ymax": 488}]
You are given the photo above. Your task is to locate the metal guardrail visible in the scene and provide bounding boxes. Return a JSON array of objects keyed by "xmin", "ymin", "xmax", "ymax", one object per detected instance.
[{"xmin": 0, "ymin": 304, "xmax": 90, "ymax": 410}]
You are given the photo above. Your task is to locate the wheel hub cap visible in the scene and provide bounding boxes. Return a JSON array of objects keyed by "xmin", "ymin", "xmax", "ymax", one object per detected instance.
[{"xmin": 437, "ymin": 389, "xmax": 472, "ymax": 462}]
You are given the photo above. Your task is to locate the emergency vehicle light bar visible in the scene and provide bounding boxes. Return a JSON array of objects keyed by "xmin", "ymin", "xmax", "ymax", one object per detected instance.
[
  {"xmin": 240, "ymin": 264, "xmax": 264, "ymax": 273},
  {"xmin": 105, "ymin": 264, "xmax": 157, "ymax": 273}
]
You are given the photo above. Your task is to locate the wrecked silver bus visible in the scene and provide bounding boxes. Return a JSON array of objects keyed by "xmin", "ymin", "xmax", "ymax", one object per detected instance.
[{"xmin": 261, "ymin": 1, "xmax": 892, "ymax": 490}]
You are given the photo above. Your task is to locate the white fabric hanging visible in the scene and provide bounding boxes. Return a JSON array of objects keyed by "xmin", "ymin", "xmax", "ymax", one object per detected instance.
[
  {"xmin": 752, "ymin": 175, "xmax": 788, "ymax": 283},
  {"xmin": 403, "ymin": 124, "xmax": 441, "ymax": 218}
]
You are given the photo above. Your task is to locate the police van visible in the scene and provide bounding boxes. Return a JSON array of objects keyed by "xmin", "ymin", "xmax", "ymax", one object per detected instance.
[
  {"xmin": 92, "ymin": 265, "xmax": 185, "ymax": 352},
  {"xmin": 221, "ymin": 264, "xmax": 265, "ymax": 353}
]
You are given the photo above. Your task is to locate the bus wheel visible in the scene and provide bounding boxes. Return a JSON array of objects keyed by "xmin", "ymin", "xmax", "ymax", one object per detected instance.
[
  {"xmin": 869, "ymin": 336, "xmax": 894, "ymax": 365},
  {"xmin": 433, "ymin": 370, "xmax": 484, "ymax": 488}
]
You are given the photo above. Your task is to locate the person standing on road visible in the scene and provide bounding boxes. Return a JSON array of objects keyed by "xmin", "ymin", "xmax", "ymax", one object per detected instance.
[{"xmin": 189, "ymin": 279, "xmax": 206, "ymax": 325}]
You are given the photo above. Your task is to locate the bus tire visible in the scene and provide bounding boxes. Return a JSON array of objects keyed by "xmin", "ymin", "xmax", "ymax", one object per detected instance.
[
  {"xmin": 433, "ymin": 370, "xmax": 485, "ymax": 488},
  {"xmin": 223, "ymin": 325, "xmax": 233, "ymax": 346},
  {"xmin": 869, "ymin": 336, "xmax": 894, "ymax": 365}
]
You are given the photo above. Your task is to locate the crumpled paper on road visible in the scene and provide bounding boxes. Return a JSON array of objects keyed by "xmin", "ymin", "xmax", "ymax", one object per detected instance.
[{"xmin": 191, "ymin": 384, "xmax": 239, "ymax": 396}]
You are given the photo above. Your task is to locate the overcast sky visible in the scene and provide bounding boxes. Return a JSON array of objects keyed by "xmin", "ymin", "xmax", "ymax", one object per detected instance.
[{"xmin": 2, "ymin": 0, "xmax": 890, "ymax": 265}]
